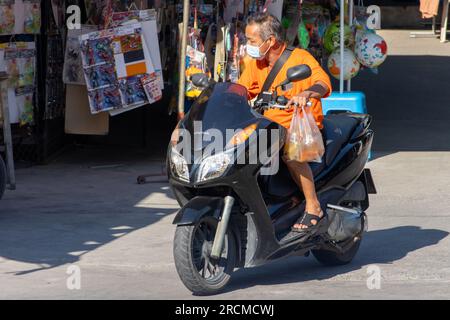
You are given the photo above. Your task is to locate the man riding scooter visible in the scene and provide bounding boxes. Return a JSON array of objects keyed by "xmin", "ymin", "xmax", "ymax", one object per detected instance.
[{"xmin": 238, "ymin": 13, "xmax": 332, "ymax": 240}]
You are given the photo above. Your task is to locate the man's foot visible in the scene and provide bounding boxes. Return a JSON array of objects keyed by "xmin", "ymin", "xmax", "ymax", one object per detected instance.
[
  {"xmin": 293, "ymin": 205, "xmax": 323, "ymax": 230},
  {"xmin": 291, "ymin": 209, "xmax": 325, "ymax": 237}
]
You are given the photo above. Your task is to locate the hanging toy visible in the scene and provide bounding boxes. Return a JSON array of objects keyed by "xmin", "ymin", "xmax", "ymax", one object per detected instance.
[
  {"xmin": 323, "ymin": 21, "xmax": 354, "ymax": 53},
  {"xmin": 355, "ymin": 31, "xmax": 388, "ymax": 68},
  {"xmin": 282, "ymin": 17, "xmax": 292, "ymax": 30},
  {"xmin": 297, "ymin": 21, "xmax": 310, "ymax": 49},
  {"xmin": 327, "ymin": 48, "xmax": 360, "ymax": 80}
]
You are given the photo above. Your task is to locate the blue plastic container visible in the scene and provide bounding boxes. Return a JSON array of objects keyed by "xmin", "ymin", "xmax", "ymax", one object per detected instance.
[
  {"xmin": 321, "ymin": 92, "xmax": 367, "ymax": 115},
  {"xmin": 321, "ymin": 91, "xmax": 372, "ymax": 160}
]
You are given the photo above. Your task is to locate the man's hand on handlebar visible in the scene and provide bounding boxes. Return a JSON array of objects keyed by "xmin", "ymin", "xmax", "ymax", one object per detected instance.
[{"xmin": 286, "ymin": 91, "xmax": 314, "ymax": 110}]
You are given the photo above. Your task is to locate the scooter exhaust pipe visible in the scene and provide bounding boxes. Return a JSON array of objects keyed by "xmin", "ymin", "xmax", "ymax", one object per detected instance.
[
  {"xmin": 210, "ymin": 196, "xmax": 235, "ymax": 260},
  {"xmin": 327, "ymin": 204, "xmax": 362, "ymax": 215}
]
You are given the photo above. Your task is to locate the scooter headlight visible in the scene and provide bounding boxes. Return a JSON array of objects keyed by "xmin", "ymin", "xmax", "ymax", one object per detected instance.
[
  {"xmin": 197, "ymin": 151, "xmax": 232, "ymax": 182},
  {"xmin": 170, "ymin": 147, "xmax": 189, "ymax": 182}
]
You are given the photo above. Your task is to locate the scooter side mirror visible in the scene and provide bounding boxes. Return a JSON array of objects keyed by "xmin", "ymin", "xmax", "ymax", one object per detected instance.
[
  {"xmin": 279, "ymin": 64, "xmax": 312, "ymax": 87},
  {"xmin": 191, "ymin": 73, "xmax": 210, "ymax": 88},
  {"xmin": 286, "ymin": 64, "xmax": 312, "ymax": 83}
]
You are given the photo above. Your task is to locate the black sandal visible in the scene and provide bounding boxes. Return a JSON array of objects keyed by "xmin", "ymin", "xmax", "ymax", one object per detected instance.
[{"xmin": 291, "ymin": 211, "xmax": 325, "ymax": 235}]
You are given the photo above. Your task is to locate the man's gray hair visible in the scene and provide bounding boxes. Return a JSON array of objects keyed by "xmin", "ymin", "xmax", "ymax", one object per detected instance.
[{"xmin": 246, "ymin": 13, "xmax": 285, "ymax": 43}]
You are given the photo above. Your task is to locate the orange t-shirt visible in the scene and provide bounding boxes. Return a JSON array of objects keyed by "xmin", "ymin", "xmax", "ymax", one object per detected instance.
[{"xmin": 238, "ymin": 48, "xmax": 332, "ymax": 129}]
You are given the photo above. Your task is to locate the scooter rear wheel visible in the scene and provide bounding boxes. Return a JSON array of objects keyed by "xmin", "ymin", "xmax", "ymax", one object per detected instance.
[{"xmin": 173, "ymin": 217, "xmax": 236, "ymax": 296}]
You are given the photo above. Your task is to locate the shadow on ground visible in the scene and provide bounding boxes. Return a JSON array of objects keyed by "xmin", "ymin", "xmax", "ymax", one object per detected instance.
[
  {"xmin": 223, "ymin": 226, "xmax": 448, "ymax": 293},
  {"xmin": 0, "ymin": 192, "xmax": 177, "ymax": 275},
  {"xmin": 0, "ymin": 146, "xmax": 178, "ymax": 275}
]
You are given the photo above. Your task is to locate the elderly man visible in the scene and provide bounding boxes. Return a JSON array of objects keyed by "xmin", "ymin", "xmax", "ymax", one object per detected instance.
[{"xmin": 238, "ymin": 13, "xmax": 332, "ymax": 238}]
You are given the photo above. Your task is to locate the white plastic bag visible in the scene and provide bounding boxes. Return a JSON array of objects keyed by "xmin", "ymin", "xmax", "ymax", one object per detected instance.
[{"xmin": 284, "ymin": 105, "xmax": 325, "ymax": 163}]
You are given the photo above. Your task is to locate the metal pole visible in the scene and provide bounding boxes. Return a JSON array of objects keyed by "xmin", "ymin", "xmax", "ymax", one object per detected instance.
[
  {"xmin": 177, "ymin": 0, "xmax": 190, "ymax": 120},
  {"xmin": 0, "ymin": 76, "xmax": 16, "ymax": 190},
  {"xmin": 339, "ymin": 0, "xmax": 345, "ymax": 93},
  {"xmin": 441, "ymin": 0, "xmax": 449, "ymax": 43},
  {"xmin": 347, "ymin": 0, "xmax": 353, "ymax": 92}
]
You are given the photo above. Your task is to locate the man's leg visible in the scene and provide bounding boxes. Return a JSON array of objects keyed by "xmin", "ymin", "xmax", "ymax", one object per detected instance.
[{"xmin": 285, "ymin": 160, "xmax": 323, "ymax": 229}]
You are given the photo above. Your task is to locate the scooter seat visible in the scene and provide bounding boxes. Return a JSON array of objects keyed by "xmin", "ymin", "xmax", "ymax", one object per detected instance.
[
  {"xmin": 262, "ymin": 114, "xmax": 360, "ymax": 201},
  {"xmin": 321, "ymin": 114, "xmax": 360, "ymax": 166}
]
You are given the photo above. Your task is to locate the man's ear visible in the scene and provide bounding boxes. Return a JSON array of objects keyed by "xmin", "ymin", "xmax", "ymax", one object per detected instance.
[{"xmin": 269, "ymin": 35, "xmax": 277, "ymax": 47}]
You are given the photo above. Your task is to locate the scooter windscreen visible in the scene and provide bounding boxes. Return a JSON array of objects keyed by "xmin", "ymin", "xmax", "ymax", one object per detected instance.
[{"xmin": 183, "ymin": 82, "xmax": 263, "ymax": 136}]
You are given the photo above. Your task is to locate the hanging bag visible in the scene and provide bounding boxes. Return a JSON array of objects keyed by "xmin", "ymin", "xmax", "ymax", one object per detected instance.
[{"xmin": 284, "ymin": 104, "xmax": 325, "ymax": 163}]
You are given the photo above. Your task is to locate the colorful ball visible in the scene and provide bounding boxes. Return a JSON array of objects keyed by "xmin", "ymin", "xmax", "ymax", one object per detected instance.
[
  {"xmin": 327, "ymin": 49, "xmax": 360, "ymax": 80},
  {"xmin": 355, "ymin": 32, "xmax": 388, "ymax": 68},
  {"xmin": 323, "ymin": 22, "xmax": 354, "ymax": 53}
]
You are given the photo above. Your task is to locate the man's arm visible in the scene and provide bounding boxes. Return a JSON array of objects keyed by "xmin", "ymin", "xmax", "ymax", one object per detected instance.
[
  {"xmin": 301, "ymin": 80, "xmax": 330, "ymax": 99},
  {"xmin": 286, "ymin": 80, "xmax": 330, "ymax": 108}
]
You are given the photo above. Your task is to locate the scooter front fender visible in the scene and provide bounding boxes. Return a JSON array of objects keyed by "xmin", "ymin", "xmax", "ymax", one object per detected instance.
[{"xmin": 172, "ymin": 196, "xmax": 224, "ymax": 226}]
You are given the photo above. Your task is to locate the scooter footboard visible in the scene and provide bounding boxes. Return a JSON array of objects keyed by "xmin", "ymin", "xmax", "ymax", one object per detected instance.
[{"xmin": 273, "ymin": 187, "xmax": 346, "ymax": 239}]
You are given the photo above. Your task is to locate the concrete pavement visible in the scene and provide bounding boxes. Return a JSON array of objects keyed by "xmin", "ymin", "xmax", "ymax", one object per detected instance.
[{"xmin": 1, "ymin": 149, "xmax": 449, "ymax": 299}]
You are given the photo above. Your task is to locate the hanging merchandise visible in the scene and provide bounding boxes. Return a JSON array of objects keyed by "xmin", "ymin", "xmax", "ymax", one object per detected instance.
[
  {"xmin": 296, "ymin": 0, "xmax": 309, "ymax": 49},
  {"xmin": 302, "ymin": 4, "xmax": 330, "ymax": 61},
  {"xmin": 183, "ymin": 2, "xmax": 209, "ymax": 99},
  {"xmin": 85, "ymin": 0, "xmax": 138, "ymax": 27},
  {"xmin": 84, "ymin": 0, "xmax": 108, "ymax": 26},
  {"xmin": 354, "ymin": 0, "xmax": 370, "ymax": 30},
  {"xmin": 175, "ymin": 3, "xmax": 215, "ymax": 30},
  {"xmin": 63, "ymin": 25, "xmax": 99, "ymax": 85},
  {"xmin": 23, "ymin": 0, "xmax": 41, "ymax": 34},
  {"xmin": 227, "ymin": 20, "xmax": 246, "ymax": 83},
  {"xmin": 119, "ymin": 74, "xmax": 147, "ymax": 106},
  {"xmin": 228, "ymin": 28, "xmax": 240, "ymax": 83},
  {"xmin": 203, "ymin": 22, "xmax": 216, "ymax": 77},
  {"xmin": 323, "ymin": 21, "xmax": 354, "ymax": 53},
  {"xmin": 327, "ymin": 48, "xmax": 360, "ymax": 80},
  {"xmin": 297, "ymin": 21, "xmax": 310, "ymax": 49},
  {"xmin": 0, "ymin": 41, "xmax": 36, "ymax": 125},
  {"xmin": 0, "ymin": 0, "xmax": 41, "ymax": 35},
  {"xmin": 354, "ymin": 31, "xmax": 387, "ymax": 69},
  {"xmin": 214, "ymin": 21, "xmax": 226, "ymax": 82},
  {"xmin": 111, "ymin": 9, "xmax": 164, "ymax": 90},
  {"xmin": 185, "ymin": 45, "xmax": 207, "ymax": 98},
  {"xmin": 141, "ymin": 72, "xmax": 162, "ymax": 103},
  {"xmin": 0, "ymin": 1, "xmax": 14, "ymax": 35},
  {"xmin": 80, "ymin": 22, "xmax": 155, "ymax": 114}
]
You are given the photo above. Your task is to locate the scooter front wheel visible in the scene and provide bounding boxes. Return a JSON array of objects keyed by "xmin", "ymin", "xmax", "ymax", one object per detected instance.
[{"xmin": 173, "ymin": 217, "xmax": 236, "ymax": 296}]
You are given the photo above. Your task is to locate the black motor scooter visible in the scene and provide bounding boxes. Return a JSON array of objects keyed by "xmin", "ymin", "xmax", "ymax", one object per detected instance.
[{"xmin": 168, "ymin": 65, "xmax": 376, "ymax": 295}]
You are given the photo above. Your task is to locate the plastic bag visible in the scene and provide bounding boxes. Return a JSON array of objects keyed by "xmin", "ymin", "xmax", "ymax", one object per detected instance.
[{"xmin": 284, "ymin": 105, "xmax": 325, "ymax": 163}]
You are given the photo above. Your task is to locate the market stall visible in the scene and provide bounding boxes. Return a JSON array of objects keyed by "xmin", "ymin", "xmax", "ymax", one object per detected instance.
[{"xmin": 0, "ymin": 0, "xmax": 388, "ymax": 165}]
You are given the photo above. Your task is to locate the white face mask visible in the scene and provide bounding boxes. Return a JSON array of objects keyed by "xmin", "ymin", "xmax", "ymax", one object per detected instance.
[{"xmin": 246, "ymin": 39, "xmax": 271, "ymax": 60}]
